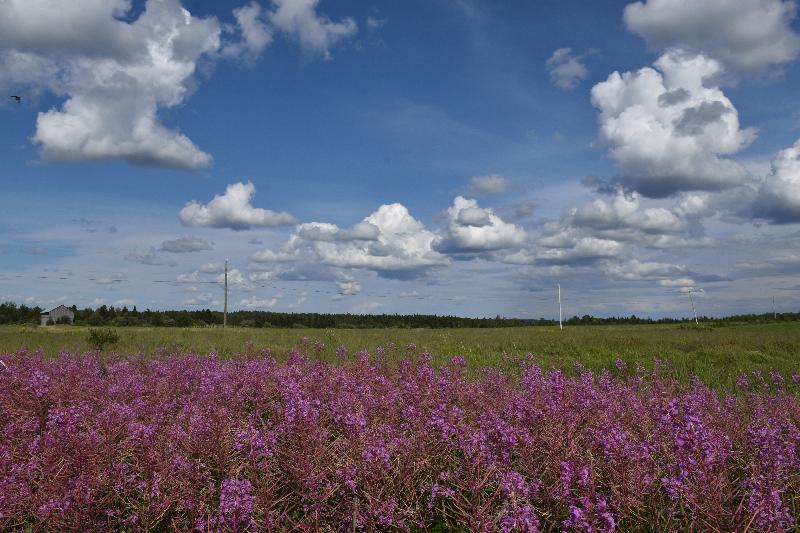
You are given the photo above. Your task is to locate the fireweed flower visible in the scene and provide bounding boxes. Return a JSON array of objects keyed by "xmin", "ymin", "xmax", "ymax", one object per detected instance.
[
  {"xmin": 218, "ymin": 478, "xmax": 255, "ymax": 528},
  {"xmin": 0, "ymin": 348, "xmax": 797, "ymax": 530},
  {"xmin": 28, "ymin": 369, "xmax": 50, "ymax": 398}
]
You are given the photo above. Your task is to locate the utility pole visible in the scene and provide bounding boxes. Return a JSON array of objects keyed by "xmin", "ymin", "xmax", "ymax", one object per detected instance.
[
  {"xmin": 558, "ymin": 283, "xmax": 563, "ymax": 331},
  {"xmin": 223, "ymin": 259, "xmax": 228, "ymax": 329},
  {"xmin": 689, "ymin": 291, "xmax": 698, "ymax": 324},
  {"xmin": 773, "ymin": 295, "xmax": 777, "ymax": 321}
]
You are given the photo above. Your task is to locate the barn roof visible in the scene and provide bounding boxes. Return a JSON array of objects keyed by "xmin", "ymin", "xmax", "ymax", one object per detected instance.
[{"xmin": 41, "ymin": 304, "xmax": 72, "ymax": 315}]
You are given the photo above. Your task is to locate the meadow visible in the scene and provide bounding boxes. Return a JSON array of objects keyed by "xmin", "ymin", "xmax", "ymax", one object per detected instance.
[
  {"xmin": 1, "ymin": 321, "xmax": 799, "ymax": 390},
  {"xmin": 2, "ymin": 322, "xmax": 799, "ymax": 530},
  {"xmin": 1, "ymin": 338, "xmax": 798, "ymax": 531}
]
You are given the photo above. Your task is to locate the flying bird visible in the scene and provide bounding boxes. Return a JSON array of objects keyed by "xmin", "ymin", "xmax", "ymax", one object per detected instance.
[{"xmin": 10, "ymin": 95, "xmax": 21, "ymax": 103}]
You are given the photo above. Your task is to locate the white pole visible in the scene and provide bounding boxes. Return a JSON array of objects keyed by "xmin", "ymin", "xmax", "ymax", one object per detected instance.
[
  {"xmin": 689, "ymin": 291, "xmax": 698, "ymax": 324},
  {"xmin": 558, "ymin": 283, "xmax": 563, "ymax": 330},
  {"xmin": 223, "ymin": 259, "xmax": 228, "ymax": 329}
]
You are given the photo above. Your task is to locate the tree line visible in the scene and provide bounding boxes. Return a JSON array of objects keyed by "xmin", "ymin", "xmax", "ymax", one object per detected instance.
[{"xmin": 2, "ymin": 301, "xmax": 798, "ymax": 328}]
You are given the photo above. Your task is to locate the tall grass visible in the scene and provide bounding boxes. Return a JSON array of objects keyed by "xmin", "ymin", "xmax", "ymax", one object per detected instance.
[{"xmin": 2, "ymin": 322, "xmax": 798, "ymax": 390}]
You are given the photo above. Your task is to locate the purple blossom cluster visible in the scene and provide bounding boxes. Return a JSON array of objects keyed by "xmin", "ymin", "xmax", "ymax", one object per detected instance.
[{"xmin": 0, "ymin": 347, "xmax": 798, "ymax": 531}]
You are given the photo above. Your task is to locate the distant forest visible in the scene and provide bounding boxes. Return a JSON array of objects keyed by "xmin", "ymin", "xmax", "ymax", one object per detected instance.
[{"xmin": 1, "ymin": 302, "xmax": 798, "ymax": 328}]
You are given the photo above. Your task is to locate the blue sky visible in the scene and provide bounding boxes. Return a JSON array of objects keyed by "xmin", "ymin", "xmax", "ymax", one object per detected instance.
[{"xmin": 1, "ymin": 0, "xmax": 800, "ymax": 318}]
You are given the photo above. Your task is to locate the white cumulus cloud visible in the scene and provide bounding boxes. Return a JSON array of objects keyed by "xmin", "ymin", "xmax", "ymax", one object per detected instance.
[
  {"xmin": 434, "ymin": 196, "xmax": 526, "ymax": 255},
  {"xmin": 222, "ymin": 2, "xmax": 273, "ymax": 60},
  {"xmin": 160, "ymin": 236, "xmax": 213, "ymax": 253},
  {"xmin": 0, "ymin": 0, "xmax": 221, "ymax": 169},
  {"xmin": 0, "ymin": 0, "xmax": 360, "ymax": 169},
  {"xmin": 534, "ymin": 237, "xmax": 624, "ymax": 265},
  {"xmin": 295, "ymin": 221, "xmax": 380, "ymax": 241},
  {"xmin": 571, "ymin": 191, "xmax": 687, "ymax": 234},
  {"xmin": 239, "ymin": 295, "xmax": 278, "ymax": 308},
  {"xmin": 217, "ymin": 268, "xmax": 251, "ymax": 289},
  {"xmin": 465, "ymin": 174, "xmax": 511, "ymax": 196},
  {"xmin": 180, "ymin": 181, "xmax": 296, "ymax": 230},
  {"xmin": 605, "ymin": 259, "xmax": 687, "ymax": 281},
  {"xmin": 268, "ymin": 0, "xmax": 357, "ymax": 59},
  {"xmin": 624, "ymin": 0, "xmax": 800, "ymax": 73},
  {"xmin": 751, "ymin": 138, "xmax": 800, "ymax": 223},
  {"xmin": 591, "ymin": 50, "xmax": 756, "ymax": 197},
  {"xmin": 199, "ymin": 261, "xmax": 225, "ymax": 273},
  {"xmin": 546, "ymin": 47, "xmax": 588, "ymax": 90},
  {"xmin": 336, "ymin": 280, "xmax": 361, "ymax": 295},
  {"xmin": 177, "ymin": 271, "xmax": 199, "ymax": 282},
  {"xmin": 253, "ymin": 203, "xmax": 448, "ymax": 278}
]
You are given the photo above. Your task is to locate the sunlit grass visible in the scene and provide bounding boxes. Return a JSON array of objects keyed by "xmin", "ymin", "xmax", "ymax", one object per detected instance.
[{"xmin": 2, "ymin": 322, "xmax": 798, "ymax": 390}]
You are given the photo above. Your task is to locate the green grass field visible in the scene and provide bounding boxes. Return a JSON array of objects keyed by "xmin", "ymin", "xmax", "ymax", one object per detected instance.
[{"xmin": 1, "ymin": 322, "xmax": 798, "ymax": 390}]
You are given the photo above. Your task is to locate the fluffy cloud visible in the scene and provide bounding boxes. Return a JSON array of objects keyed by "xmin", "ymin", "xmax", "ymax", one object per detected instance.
[
  {"xmin": 269, "ymin": 0, "xmax": 357, "ymax": 58},
  {"xmin": 734, "ymin": 248, "xmax": 800, "ymax": 278},
  {"xmin": 177, "ymin": 271, "xmax": 199, "ymax": 282},
  {"xmin": 546, "ymin": 48, "xmax": 588, "ymax": 90},
  {"xmin": 465, "ymin": 174, "xmax": 511, "ymax": 196},
  {"xmin": 434, "ymin": 196, "xmax": 526, "ymax": 254},
  {"xmin": 185, "ymin": 292, "xmax": 214, "ymax": 306},
  {"xmin": 252, "ymin": 203, "xmax": 448, "ymax": 278},
  {"xmin": 239, "ymin": 295, "xmax": 278, "ymax": 308},
  {"xmin": 199, "ymin": 261, "xmax": 225, "ymax": 273},
  {"xmin": 659, "ymin": 277, "xmax": 696, "ymax": 289},
  {"xmin": 0, "ymin": 0, "xmax": 359, "ymax": 169},
  {"xmin": 223, "ymin": 2, "xmax": 273, "ymax": 60},
  {"xmin": 223, "ymin": 0, "xmax": 358, "ymax": 61},
  {"xmin": 251, "ymin": 248, "xmax": 304, "ymax": 263},
  {"xmin": 0, "ymin": 0, "xmax": 136, "ymax": 59},
  {"xmin": 646, "ymin": 235, "xmax": 716, "ymax": 249},
  {"xmin": 673, "ymin": 193, "xmax": 715, "ymax": 219},
  {"xmin": 124, "ymin": 248, "xmax": 176, "ymax": 266},
  {"xmin": 504, "ymin": 228, "xmax": 624, "ymax": 266},
  {"xmin": 534, "ymin": 237, "xmax": 623, "ymax": 265},
  {"xmin": 502, "ymin": 183, "xmax": 717, "ymax": 270},
  {"xmin": 571, "ymin": 191, "xmax": 687, "ymax": 235},
  {"xmin": 180, "ymin": 182, "xmax": 295, "ymax": 230},
  {"xmin": 295, "ymin": 221, "xmax": 379, "ymax": 241},
  {"xmin": 624, "ymin": 0, "xmax": 800, "ymax": 72},
  {"xmin": 545, "ymin": 187, "xmax": 717, "ymax": 256},
  {"xmin": 217, "ymin": 268, "xmax": 251, "ymax": 289},
  {"xmin": 605, "ymin": 259, "xmax": 687, "ymax": 281},
  {"xmin": 249, "ymin": 263, "xmax": 335, "ymax": 282},
  {"xmin": 336, "ymin": 280, "xmax": 361, "ymax": 296},
  {"xmin": 0, "ymin": 0, "xmax": 220, "ymax": 169},
  {"xmin": 751, "ymin": 138, "xmax": 800, "ymax": 223},
  {"xmin": 160, "ymin": 236, "xmax": 213, "ymax": 253},
  {"xmin": 308, "ymin": 203, "xmax": 447, "ymax": 276},
  {"xmin": 603, "ymin": 257, "xmax": 725, "ymax": 293},
  {"xmin": 591, "ymin": 51, "xmax": 755, "ymax": 197}
]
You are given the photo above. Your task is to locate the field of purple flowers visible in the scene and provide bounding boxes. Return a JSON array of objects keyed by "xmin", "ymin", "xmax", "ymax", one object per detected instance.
[{"xmin": 1, "ymin": 343, "xmax": 799, "ymax": 531}]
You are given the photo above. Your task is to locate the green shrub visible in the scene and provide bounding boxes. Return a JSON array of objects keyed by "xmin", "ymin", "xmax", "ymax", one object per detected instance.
[{"xmin": 86, "ymin": 328, "xmax": 120, "ymax": 351}]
